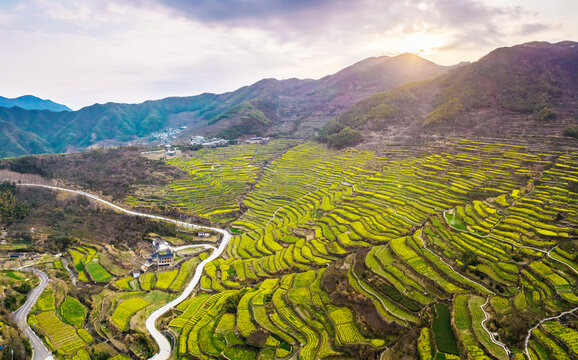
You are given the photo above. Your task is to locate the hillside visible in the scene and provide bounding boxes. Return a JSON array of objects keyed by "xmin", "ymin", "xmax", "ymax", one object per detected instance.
[
  {"xmin": 322, "ymin": 41, "xmax": 578, "ymax": 146},
  {"xmin": 1, "ymin": 139, "xmax": 577, "ymax": 359},
  {"xmin": 0, "ymin": 55, "xmax": 446, "ymax": 157},
  {"xmin": 0, "ymin": 95, "xmax": 71, "ymax": 112}
]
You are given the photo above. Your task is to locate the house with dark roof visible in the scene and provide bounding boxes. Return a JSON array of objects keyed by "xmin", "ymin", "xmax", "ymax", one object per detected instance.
[{"xmin": 151, "ymin": 249, "xmax": 174, "ymax": 267}]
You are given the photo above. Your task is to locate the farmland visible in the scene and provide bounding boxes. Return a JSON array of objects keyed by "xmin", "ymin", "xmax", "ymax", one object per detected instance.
[
  {"xmin": 28, "ymin": 284, "xmax": 89, "ymax": 357},
  {"xmin": 59, "ymin": 296, "xmax": 87, "ymax": 328},
  {"xmin": 3, "ymin": 138, "xmax": 577, "ymax": 359},
  {"xmin": 68, "ymin": 245, "xmax": 113, "ymax": 283},
  {"xmin": 111, "ymin": 298, "xmax": 150, "ymax": 331},
  {"xmin": 131, "ymin": 139, "xmax": 300, "ymax": 222},
  {"xmin": 160, "ymin": 140, "xmax": 577, "ymax": 359}
]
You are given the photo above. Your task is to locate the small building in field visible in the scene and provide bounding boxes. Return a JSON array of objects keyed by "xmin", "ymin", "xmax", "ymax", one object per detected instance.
[
  {"xmin": 152, "ymin": 237, "xmax": 170, "ymax": 252},
  {"xmin": 244, "ymin": 137, "xmax": 270, "ymax": 144},
  {"xmin": 197, "ymin": 232, "xmax": 211, "ymax": 238},
  {"xmin": 151, "ymin": 250, "xmax": 174, "ymax": 267}
]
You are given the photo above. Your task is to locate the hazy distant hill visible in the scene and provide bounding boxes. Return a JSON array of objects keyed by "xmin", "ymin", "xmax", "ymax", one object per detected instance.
[
  {"xmin": 0, "ymin": 95, "xmax": 71, "ymax": 112},
  {"xmin": 321, "ymin": 41, "xmax": 578, "ymax": 146},
  {"xmin": 0, "ymin": 54, "xmax": 447, "ymax": 157}
]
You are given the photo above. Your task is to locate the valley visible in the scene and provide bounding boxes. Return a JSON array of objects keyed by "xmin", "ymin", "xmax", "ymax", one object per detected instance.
[
  {"xmin": 0, "ymin": 37, "xmax": 576, "ymax": 360},
  {"xmin": 0, "ymin": 136, "xmax": 576, "ymax": 360}
]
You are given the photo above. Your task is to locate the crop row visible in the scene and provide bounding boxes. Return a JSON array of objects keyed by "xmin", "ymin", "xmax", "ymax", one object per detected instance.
[
  {"xmin": 171, "ymin": 269, "xmax": 385, "ymax": 359},
  {"xmin": 31, "ymin": 311, "xmax": 86, "ymax": 355},
  {"xmin": 133, "ymin": 140, "xmax": 299, "ymax": 221},
  {"xmin": 178, "ymin": 140, "xmax": 577, "ymax": 358}
]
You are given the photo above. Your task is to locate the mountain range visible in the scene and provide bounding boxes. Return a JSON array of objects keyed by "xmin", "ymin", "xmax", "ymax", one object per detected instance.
[
  {"xmin": 0, "ymin": 95, "xmax": 71, "ymax": 112},
  {"xmin": 0, "ymin": 41, "xmax": 577, "ymax": 158},
  {"xmin": 321, "ymin": 41, "xmax": 578, "ymax": 147}
]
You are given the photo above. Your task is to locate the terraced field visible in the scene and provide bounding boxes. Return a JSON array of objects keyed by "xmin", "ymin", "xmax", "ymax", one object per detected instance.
[
  {"xmin": 28, "ymin": 285, "xmax": 91, "ymax": 357},
  {"xmin": 131, "ymin": 140, "xmax": 300, "ymax": 222},
  {"xmin": 68, "ymin": 245, "xmax": 114, "ymax": 283},
  {"xmin": 112, "ymin": 297, "xmax": 151, "ymax": 331},
  {"xmin": 14, "ymin": 139, "xmax": 576, "ymax": 360},
  {"xmin": 164, "ymin": 140, "xmax": 577, "ymax": 359}
]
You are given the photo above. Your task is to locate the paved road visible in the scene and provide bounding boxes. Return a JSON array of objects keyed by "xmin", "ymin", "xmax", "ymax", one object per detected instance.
[
  {"xmin": 15, "ymin": 183, "xmax": 231, "ymax": 360},
  {"xmin": 147, "ymin": 227, "xmax": 231, "ymax": 360},
  {"xmin": 11, "ymin": 268, "xmax": 55, "ymax": 360},
  {"xmin": 172, "ymin": 244, "xmax": 215, "ymax": 252}
]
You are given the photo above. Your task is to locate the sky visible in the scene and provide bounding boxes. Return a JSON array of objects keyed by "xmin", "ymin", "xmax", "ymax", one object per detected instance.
[{"xmin": 0, "ymin": 0, "xmax": 576, "ymax": 110}]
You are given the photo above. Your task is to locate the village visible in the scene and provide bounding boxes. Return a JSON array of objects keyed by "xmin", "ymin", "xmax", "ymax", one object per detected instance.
[{"xmin": 141, "ymin": 135, "xmax": 270, "ymax": 158}]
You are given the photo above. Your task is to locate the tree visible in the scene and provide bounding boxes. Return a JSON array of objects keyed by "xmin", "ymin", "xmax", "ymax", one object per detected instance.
[
  {"xmin": 0, "ymin": 188, "xmax": 29, "ymax": 224},
  {"xmin": 462, "ymin": 249, "xmax": 479, "ymax": 266},
  {"xmin": 326, "ymin": 127, "xmax": 363, "ymax": 149},
  {"xmin": 536, "ymin": 106, "xmax": 557, "ymax": 121},
  {"xmin": 563, "ymin": 126, "xmax": 578, "ymax": 139}
]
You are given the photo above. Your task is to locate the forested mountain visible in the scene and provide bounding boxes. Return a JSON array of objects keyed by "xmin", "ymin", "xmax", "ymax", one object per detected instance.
[
  {"xmin": 2, "ymin": 41, "xmax": 577, "ymax": 158},
  {"xmin": 0, "ymin": 55, "xmax": 446, "ymax": 157},
  {"xmin": 321, "ymin": 41, "xmax": 578, "ymax": 147},
  {"xmin": 0, "ymin": 95, "xmax": 71, "ymax": 112}
]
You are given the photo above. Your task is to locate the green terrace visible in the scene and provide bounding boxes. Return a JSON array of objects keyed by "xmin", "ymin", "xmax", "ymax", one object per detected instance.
[
  {"xmin": 128, "ymin": 139, "xmax": 300, "ymax": 222},
  {"xmin": 165, "ymin": 140, "xmax": 577, "ymax": 359}
]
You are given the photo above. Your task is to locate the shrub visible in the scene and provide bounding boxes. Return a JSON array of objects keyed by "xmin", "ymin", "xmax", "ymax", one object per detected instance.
[
  {"xmin": 326, "ymin": 127, "xmax": 363, "ymax": 149},
  {"xmin": 8, "ymin": 156, "xmax": 47, "ymax": 176},
  {"xmin": 14, "ymin": 282, "xmax": 32, "ymax": 294},
  {"xmin": 535, "ymin": 107, "xmax": 557, "ymax": 121},
  {"xmin": 563, "ymin": 126, "xmax": 578, "ymax": 139},
  {"xmin": 317, "ymin": 120, "xmax": 345, "ymax": 142}
]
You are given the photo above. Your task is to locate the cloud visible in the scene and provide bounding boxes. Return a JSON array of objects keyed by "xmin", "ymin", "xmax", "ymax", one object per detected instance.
[
  {"xmin": 516, "ymin": 23, "xmax": 551, "ymax": 35},
  {"xmin": 134, "ymin": 0, "xmax": 530, "ymax": 48},
  {"xmin": 0, "ymin": 0, "xmax": 574, "ymax": 109},
  {"xmin": 134, "ymin": 0, "xmax": 353, "ymax": 24}
]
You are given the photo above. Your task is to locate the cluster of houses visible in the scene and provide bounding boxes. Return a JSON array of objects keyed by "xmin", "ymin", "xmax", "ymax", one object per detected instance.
[
  {"xmin": 141, "ymin": 135, "xmax": 271, "ymax": 158},
  {"xmin": 189, "ymin": 135, "xmax": 269, "ymax": 148},
  {"xmin": 146, "ymin": 127, "xmax": 186, "ymax": 142},
  {"xmin": 163, "ymin": 144, "xmax": 176, "ymax": 157},
  {"xmin": 190, "ymin": 136, "xmax": 229, "ymax": 148},
  {"xmin": 140, "ymin": 237, "xmax": 174, "ymax": 273},
  {"xmin": 243, "ymin": 137, "xmax": 270, "ymax": 144}
]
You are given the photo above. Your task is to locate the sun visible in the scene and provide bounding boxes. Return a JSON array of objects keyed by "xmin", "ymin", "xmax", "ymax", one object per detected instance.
[
  {"xmin": 365, "ymin": 25, "xmax": 449, "ymax": 59},
  {"xmin": 396, "ymin": 31, "xmax": 440, "ymax": 55}
]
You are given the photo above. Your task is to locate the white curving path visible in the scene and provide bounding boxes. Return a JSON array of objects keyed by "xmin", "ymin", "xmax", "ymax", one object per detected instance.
[
  {"xmin": 524, "ymin": 307, "xmax": 578, "ymax": 360},
  {"xmin": 15, "ymin": 183, "xmax": 231, "ymax": 360},
  {"xmin": 480, "ymin": 297, "xmax": 510, "ymax": 358},
  {"xmin": 173, "ymin": 244, "xmax": 216, "ymax": 252},
  {"xmin": 12, "ymin": 268, "xmax": 55, "ymax": 360},
  {"xmin": 147, "ymin": 230, "xmax": 229, "ymax": 360}
]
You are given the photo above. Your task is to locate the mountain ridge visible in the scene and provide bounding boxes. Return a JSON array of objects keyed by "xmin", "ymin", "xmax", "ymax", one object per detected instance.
[
  {"xmin": 0, "ymin": 95, "xmax": 72, "ymax": 112},
  {"xmin": 0, "ymin": 53, "xmax": 447, "ymax": 157},
  {"xmin": 320, "ymin": 40, "xmax": 578, "ymax": 148}
]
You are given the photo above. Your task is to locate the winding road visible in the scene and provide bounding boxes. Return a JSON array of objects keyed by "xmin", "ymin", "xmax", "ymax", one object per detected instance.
[
  {"xmin": 14, "ymin": 183, "xmax": 231, "ymax": 360},
  {"xmin": 524, "ymin": 307, "xmax": 578, "ymax": 360},
  {"xmin": 11, "ymin": 268, "xmax": 55, "ymax": 360},
  {"xmin": 147, "ymin": 228, "xmax": 230, "ymax": 360}
]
